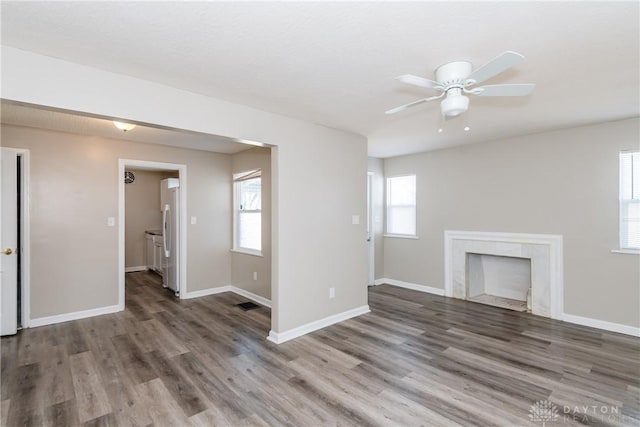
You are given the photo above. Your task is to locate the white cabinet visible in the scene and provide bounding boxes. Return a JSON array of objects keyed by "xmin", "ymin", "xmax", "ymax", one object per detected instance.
[
  {"xmin": 146, "ymin": 233, "xmax": 155, "ymax": 270},
  {"xmin": 146, "ymin": 232, "xmax": 164, "ymax": 275},
  {"xmin": 153, "ymin": 236, "xmax": 164, "ymax": 274}
]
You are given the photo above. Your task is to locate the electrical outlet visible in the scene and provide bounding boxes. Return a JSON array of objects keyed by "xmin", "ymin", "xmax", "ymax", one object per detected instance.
[
  {"xmin": 253, "ymin": 272, "xmax": 258, "ymax": 281},
  {"xmin": 191, "ymin": 216, "xmax": 197, "ymax": 225},
  {"xmin": 329, "ymin": 287, "xmax": 335, "ymax": 299},
  {"xmin": 352, "ymin": 215, "xmax": 360, "ymax": 225},
  {"xmin": 107, "ymin": 217, "xmax": 115, "ymax": 227}
]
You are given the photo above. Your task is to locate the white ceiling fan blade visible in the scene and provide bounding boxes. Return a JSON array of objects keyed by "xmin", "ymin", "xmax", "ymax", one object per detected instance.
[
  {"xmin": 471, "ymin": 83, "xmax": 535, "ymax": 97},
  {"xmin": 385, "ymin": 94, "xmax": 443, "ymax": 115},
  {"xmin": 465, "ymin": 51, "xmax": 525, "ymax": 86},
  {"xmin": 396, "ymin": 74, "xmax": 445, "ymax": 91}
]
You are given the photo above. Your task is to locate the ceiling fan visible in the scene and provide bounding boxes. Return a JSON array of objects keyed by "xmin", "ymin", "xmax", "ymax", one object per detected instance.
[{"xmin": 385, "ymin": 51, "xmax": 535, "ymax": 120}]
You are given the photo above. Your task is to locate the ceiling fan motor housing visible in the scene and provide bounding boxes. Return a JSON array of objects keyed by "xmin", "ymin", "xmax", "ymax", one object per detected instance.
[{"xmin": 435, "ymin": 61, "xmax": 473, "ymax": 85}]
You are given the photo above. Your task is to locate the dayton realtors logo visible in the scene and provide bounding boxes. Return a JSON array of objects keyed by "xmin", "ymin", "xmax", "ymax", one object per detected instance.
[
  {"xmin": 529, "ymin": 400, "xmax": 559, "ymax": 426},
  {"xmin": 528, "ymin": 400, "xmax": 630, "ymax": 425}
]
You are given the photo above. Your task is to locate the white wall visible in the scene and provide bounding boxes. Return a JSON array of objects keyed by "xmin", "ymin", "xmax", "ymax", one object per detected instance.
[
  {"xmin": 383, "ymin": 118, "xmax": 640, "ymax": 328},
  {"xmin": 1, "ymin": 125, "xmax": 232, "ymax": 319},
  {"xmin": 1, "ymin": 46, "xmax": 369, "ymax": 334},
  {"xmin": 231, "ymin": 147, "xmax": 271, "ymax": 299}
]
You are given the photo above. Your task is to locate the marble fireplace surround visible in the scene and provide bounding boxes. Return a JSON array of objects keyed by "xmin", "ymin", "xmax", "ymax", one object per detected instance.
[{"xmin": 444, "ymin": 231, "xmax": 563, "ymax": 319}]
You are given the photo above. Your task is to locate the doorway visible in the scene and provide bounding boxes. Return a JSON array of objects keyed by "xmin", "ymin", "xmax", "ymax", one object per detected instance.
[
  {"xmin": 118, "ymin": 159, "xmax": 187, "ymax": 310},
  {"xmin": 1, "ymin": 147, "xmax": 30, "ymax": 335}
]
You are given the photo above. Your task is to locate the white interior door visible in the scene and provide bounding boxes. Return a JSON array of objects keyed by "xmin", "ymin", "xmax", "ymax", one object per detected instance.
[
  {"xmin": 367, "ymin": 173, "xmax": 374, "ymax": 286},
  {"xmin": 1, "ymin": 148, "xmax": 19, "ymax": 336}
]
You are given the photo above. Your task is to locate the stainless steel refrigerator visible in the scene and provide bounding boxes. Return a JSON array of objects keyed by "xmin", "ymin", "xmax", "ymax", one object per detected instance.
[{"xmin": 161, "ymin": 178, "xmax": 180, "ymax": 295}]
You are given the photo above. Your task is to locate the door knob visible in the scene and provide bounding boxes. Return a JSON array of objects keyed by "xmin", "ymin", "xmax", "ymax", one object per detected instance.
[{"xmin": 2, "ymin": 248, "xmax": 12, "ymax": 255}]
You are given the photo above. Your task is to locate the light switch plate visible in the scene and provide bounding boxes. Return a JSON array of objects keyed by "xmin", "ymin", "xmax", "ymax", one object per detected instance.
[
  {"xmin": 191, "ymin": 216, "xmax": 197, "ymax": 225},
  {"xmin": 107, "ymin": 217, "xmax": 115, "ymax": 227},
  {"xmin": 352, "ymin": 215, "xmax": 360, "ymax": 225}
]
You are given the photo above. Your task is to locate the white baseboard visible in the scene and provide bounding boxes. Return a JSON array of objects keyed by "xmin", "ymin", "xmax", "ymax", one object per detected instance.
[
  {"xmin": 267, "ymin": 304, "xmax": 370, "ymax": 344},
  {"xmin": 182, "ymin": 285, "xmax": 273, "ymax": 308},
  {"xmin": 377, "ymin": 278, "xmax": 638, "ymax": 337},
  {"xmin": 561, "ymin": 313, "xmax": 640, "ymax": 337},
  {"xmin": 125, "ymin": 266, "xmax": 147, "ymax": 273},
  {"xmin": 30, "ymin": 304, "xmax": 121, "ymax": 328},
  {"xmin": 230, "ymin": 286, "xmax": 272, "ymax": 308},
  {"xmin": 29, "ymin": 277, "xmax": 638, "ymax": 338},
  {"xmin": 374, "ymin": 278, "xmax": 445, "ymax": 296},
  {"xmin": 28, "ymin": 285, "xmax": 270, "ymax": 327},
  {"xmin": 182, "ymin": 286, "xmax": 231, "ymax": 300}
]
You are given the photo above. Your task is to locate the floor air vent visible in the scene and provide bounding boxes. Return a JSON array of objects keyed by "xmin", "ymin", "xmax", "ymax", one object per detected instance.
[{"xmin": 237, "ymin": 301, "xmax": 260, "ymax": 311}]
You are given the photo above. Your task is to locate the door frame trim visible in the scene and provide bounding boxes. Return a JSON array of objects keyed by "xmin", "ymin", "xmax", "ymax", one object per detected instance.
[
  {"xmin": 118, "ymin": 159, "xmax": 187, "ymax": 310},
  {"xmin": 1, "ymin": 147, "xmax": 31, "ymax": 328},
  {"xmin": 367, "ymin": 171, "xmax": 375, "ymax": 286},
  {"xmin": 19, "ymin": 149, "xmax": 31, "ymax": 328}
]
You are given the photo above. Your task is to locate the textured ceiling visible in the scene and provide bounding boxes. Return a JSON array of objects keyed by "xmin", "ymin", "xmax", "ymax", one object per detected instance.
[
  {"xmin": 1, "ymin": 2, "xmax": 638, "ymax": 157},
  {"xmin": 1, "ymin": 102, "xmax": 251, "ymax": 154}
]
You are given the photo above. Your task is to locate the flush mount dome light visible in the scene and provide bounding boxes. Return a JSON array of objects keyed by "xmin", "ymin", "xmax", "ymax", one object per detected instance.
[
  {"xmin": 113, "ymin": 121, "xmax": 136, "ymax": 132},
  {"xmin": 440, "ymin": 90, "xmax": 469, "ymax": 119}
]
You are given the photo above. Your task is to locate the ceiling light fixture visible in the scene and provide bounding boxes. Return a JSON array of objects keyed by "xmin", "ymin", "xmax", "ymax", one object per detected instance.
[
  {"xmin": 464, "ymin": 126, "xmax": 470, "ymax": 131},
  {"xmin": 233, "ymin": 138, "xmax": 266, "ymax": 147},
  {"xmin": 440, "ymin": 88, "xmax": 469, "ymax": 119},
  {"xmin": 113, "ymin": 121, "xmax": 136, "ymax": 132}
]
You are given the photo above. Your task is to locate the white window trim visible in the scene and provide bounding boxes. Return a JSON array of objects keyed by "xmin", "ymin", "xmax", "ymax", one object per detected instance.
[
  {"xmin": 611, "ymin": 249, "xmax": 640, "ymax": 255},
  {"xmin": 233, "ymin": 169, "xmax": 263, "ymax": 255},
  {"xmin": 616, "ymin": 151, "xmax": 640, "ymax": 252},
  {"xmin": 230, "ymin": 248, "xmax": 264, "ymax": 257},
  {"xmin": 618, "ymin": 199, "xmax": 640, "ymax": 251},
  {"xmin": 384, "ymin": 234, "xmax": 419, "ymax": 240},
  {"xmin": 386, "ymin": 174, "xmax": 418, "ymax": 238}
]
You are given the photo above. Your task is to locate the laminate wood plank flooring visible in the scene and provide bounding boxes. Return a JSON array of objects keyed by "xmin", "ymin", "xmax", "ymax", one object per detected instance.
[
  {"xmin": 68, "ymin": 351, "xmax": 112, "ymax": 423},
  {"xmin": 2, "ymin": 271, "xmax": 639, "ymax": 426}
]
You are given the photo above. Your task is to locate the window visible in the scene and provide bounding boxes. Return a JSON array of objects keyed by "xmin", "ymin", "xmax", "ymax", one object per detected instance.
[
  {"xmin": 386, "ymin": 175, "xmax": 416, "ymax": 236},
  {"xmin": 620, "ymin": 151, "xmax": 640, "ymax": 250},
  {"xmin": 233, "ymin": 169, "xmax": 262, "ymax": 254}
]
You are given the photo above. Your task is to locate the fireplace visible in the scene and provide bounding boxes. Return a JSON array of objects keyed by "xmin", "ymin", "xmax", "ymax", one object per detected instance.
[
  {"xmin": 444, "ymin": 231, "xmax": 563, "ymax": 319},
  {"xmin": 466, "ymin": 253, "xmax": 532, "ymax": 312}
]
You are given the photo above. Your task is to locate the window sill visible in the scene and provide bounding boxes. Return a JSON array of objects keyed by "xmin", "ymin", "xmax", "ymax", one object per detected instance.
[
  {"xmin": 611, "ymin": 249, "xmax": 640, "ymax": 255},
  {"xmin": 384, "ymin": 234, "xmax": 419, "ymax": 240},
  {"xmin": 231, "ymin": 248, "xmax": 264, "ymax": 257}
]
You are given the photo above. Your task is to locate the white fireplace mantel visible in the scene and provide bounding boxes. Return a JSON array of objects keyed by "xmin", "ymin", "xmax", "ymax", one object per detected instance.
[{"xmin": 444, "ymin": 230, "xmax": 564, "ymax": 319}]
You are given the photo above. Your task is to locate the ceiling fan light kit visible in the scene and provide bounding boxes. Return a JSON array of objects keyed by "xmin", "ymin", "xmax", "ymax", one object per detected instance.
[
  {"xmin": 441, "ymin": 89, "xmax": 469, "ymax": 118},
  {"xmin": 386, "ymin": 51, "xmax": 535, "ymax": 127}
]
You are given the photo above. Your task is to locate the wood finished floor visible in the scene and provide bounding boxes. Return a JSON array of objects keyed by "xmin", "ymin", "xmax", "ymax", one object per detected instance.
[{"xmin": 2, "ymin": 271, "xmax": 639, "ymax": 427}]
